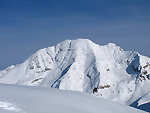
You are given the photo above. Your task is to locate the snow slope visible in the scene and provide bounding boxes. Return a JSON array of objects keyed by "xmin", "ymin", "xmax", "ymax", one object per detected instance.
[
  {"xmin": 0, "ymin": 83, "xmax": 147, "ymax": 113},
  {"xmin": 0, "ymin": 39, "xmax": 150, "ymax": 112}
]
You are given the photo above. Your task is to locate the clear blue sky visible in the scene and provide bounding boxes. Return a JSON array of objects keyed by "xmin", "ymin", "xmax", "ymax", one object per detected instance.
[{"xmin": 0, "ymin": 0, "xmax": 150, "ymax": 70}]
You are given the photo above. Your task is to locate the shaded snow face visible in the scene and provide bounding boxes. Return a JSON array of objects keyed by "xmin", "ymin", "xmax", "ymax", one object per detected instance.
[{"xmin": 0, "ymin": 39, "xmax": 150, "ymax": 110}]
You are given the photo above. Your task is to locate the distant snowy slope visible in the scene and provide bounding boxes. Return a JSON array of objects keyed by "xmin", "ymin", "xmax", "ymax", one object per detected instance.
[
  {"xmin": 0, "ymin": 39, "xmax": 150, "ymax": 112},
  {"xmin": 0, "ymin": 84, "xmax": 147, "ymax": 113}
]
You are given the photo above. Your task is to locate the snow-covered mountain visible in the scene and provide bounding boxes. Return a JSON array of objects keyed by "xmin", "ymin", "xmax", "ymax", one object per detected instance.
[{"xmin": 0, "ymin": 39, "xmax": 150, "ymax": 112}]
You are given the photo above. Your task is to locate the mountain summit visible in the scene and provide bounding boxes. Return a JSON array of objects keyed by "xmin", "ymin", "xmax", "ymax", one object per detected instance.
[{"xmin": 0, "ymin": 39, "xmax": 150, "ymax": 112}]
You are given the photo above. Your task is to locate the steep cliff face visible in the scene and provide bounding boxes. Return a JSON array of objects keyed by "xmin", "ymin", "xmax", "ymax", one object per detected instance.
[{"xmin": 0, "ymin": 39, "xmax": 150, "ymax": 108}]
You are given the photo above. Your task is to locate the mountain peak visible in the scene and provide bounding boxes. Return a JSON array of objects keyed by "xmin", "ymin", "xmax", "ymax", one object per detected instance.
[
  {"xmin": 0, "ymin": 39, "xmax": 150, "ymax": 112},
  {"xmin": 56, "ymin": 39, "xmax": 96, "ymax": 50}
]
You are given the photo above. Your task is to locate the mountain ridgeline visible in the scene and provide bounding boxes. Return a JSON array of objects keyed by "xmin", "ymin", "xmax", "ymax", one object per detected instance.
[{"xmin": 0, "ymin": 39, "xmax": 150, "ymax": 112}]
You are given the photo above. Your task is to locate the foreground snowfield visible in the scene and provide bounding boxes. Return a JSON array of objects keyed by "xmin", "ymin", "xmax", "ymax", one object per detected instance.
[{"xmin": 0, "ymin": 84, "xmax": 147, "ymax": 113}]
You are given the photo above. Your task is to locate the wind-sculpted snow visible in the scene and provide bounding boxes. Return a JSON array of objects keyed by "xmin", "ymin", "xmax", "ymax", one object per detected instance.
[
  {"xmin": 0, "ymin": 39, "xmax": 150, "ymax": 112},
  {"xmin": 0, "ymin": 101, "xmax": 22, "ymax": 112},
  {"xmin": 0, "ymin": 84, "xmax": 147, "ymax": 113}
]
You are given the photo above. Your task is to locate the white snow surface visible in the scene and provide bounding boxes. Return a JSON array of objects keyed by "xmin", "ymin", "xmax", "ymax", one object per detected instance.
[
  {"xmin": 0, "ymin": 83, "xmax": 147, "ymax": 113},
  {"xmin": 0, "ymin": 39, "xmax": 150, "ymax": 109},
  {"xmin": 138, "ymin": 92, "xmax": 150, "ymax": 106}
]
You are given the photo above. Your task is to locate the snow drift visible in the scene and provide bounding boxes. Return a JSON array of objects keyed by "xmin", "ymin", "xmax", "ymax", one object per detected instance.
[{"xmin": 0, "ymin": 83, "xmax": 147, "ymax": 113}]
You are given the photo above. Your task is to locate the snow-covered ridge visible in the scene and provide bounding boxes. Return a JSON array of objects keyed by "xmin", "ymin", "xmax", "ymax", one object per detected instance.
[{"xmin": 0, "ymin": 39, "xmax": 150, "ymax": 112}]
